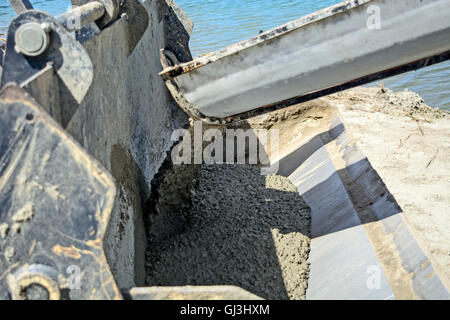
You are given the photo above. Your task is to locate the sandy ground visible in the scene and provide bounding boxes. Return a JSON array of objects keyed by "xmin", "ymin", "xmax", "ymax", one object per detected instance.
[
  {"xmin": 145, "ymin": 165, "xmax": 311, "ymax": 300},
  {"xmin": 324, "ymin": 86, "xmax": 450, "ymax": 281}
]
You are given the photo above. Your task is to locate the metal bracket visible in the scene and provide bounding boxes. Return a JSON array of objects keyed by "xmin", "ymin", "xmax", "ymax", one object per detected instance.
[{"xmin": 1, "ymin": 10, "xmax": 94, "ymax": 105}]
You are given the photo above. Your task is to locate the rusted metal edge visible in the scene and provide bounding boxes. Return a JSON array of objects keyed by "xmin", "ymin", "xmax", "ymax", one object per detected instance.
[
  {"xmin": 159, "ymin": 0, "xmax": 371, "ymax": 79},
  {"xmin": 165, "ymin": 51, "xmax": 450, "ymax": 125},
  {"xmin": 123, "ymin": 286, "xmax": 263, "ymax": 300},
  {"xmin": 164, "ymin": 79, "xmax": 224, "ymax": 125}
]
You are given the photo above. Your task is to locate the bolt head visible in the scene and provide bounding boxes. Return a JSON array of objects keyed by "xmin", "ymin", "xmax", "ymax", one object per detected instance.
[{"xmin": 14, "ymin": 22, "xmax": 50, "ymax": 57}]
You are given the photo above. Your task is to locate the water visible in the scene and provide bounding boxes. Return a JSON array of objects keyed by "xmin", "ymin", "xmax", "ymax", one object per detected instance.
[
  {"xmin": 0, "ymin": 0, "xmax": 69, "ymax": 30},
  {"xmin": 1, "ymin": 0, "xmax": 449, "ymax": 110}
]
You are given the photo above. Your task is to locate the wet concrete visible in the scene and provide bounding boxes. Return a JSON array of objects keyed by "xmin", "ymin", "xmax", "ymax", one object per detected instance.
[{"xmin": 145, "ymin": 164, "xmax": 311, "ymax": 300}]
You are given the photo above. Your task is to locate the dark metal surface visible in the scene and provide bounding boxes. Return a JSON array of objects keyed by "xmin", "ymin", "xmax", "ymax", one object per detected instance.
[
  {"xmin": 1, "ymin": 10, "xmax": 94, "ymax": 105},
  {"xmin": 8, "ymin": 0, "xmax": 33, "ymax": 14},
  {"xmin": 0, "ymin": 84, "xmax": 120, "ymax": 300},
  {"xmin": 70, "ymin": 0, "xmax": 149, "ymax": 55},
  {"xmin": 21, "ymin": 64, "xmax": 67, "ymax": 127},
  {"xmin": 96, "ymin": 0, "xmax": 120, "ymax": 28},
  {"xmin": 120, "ymin": 0, "xmax": 149, "ymax": 55}
]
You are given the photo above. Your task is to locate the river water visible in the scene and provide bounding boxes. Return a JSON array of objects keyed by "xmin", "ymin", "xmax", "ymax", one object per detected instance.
[{"xmin": 1, "ymin": 0, "xmax": 449, "ymax": 110}]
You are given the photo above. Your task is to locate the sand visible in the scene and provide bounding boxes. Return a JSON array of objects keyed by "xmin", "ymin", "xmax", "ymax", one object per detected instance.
[
  {"xmin": 145, "ymin": 164, "xmax": 311, "ymax": 300},
  {"xmin": 325, "ymin": 86, "xmax": 450, "ymax": 282}
]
